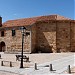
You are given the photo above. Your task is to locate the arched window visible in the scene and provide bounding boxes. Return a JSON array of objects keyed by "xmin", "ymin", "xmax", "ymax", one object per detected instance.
[{"xmin": 0, "ymin": 41, "xmax": 6, "ymax": 52}]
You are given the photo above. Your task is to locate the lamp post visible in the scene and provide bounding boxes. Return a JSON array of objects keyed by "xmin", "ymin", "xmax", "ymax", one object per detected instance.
[{"xmin": 20, "ymin": 26, "xmax": 26, "ymax": 68}]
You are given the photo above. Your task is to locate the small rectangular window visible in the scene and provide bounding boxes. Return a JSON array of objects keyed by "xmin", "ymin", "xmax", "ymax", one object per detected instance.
[
  {"xmin": 1, "ymin": 31, "xmax": 4, "ymax": 37},
  {"xmin": 12, "ymin": 30, "xmax": 16, "ymax": 36}
]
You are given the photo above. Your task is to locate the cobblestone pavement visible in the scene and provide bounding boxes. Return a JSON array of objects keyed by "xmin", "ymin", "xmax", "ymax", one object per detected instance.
[
  {"xmin": 71, "ymin": 67, "xmax": 75, "ymax": 73},
  {"xmin": 0, "ymin": 53, "xmax": 74, "ymax": 75},
  {"xmin": 0, "ymin": 71, "xmax": 19, "ymax": 75}
]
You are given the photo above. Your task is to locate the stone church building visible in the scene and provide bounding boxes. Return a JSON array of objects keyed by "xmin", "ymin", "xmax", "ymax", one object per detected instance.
[{"xmin": 0, "ymin": 15, "xmax": 75, "ymax": 53}]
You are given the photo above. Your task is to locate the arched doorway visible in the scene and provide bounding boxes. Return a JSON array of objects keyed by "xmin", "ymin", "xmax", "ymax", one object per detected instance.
[{"xmin": 0, "ymin": 41, "xmax": 6, "ymax": 52}]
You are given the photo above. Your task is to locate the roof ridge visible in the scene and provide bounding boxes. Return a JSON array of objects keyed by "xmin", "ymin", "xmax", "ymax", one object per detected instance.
[
  {"xmin": 4, "ymin": 14, "xmax": 59, "ymax": 22},
  {"xmin": 2, "ymin": 14, "xmax": 71, "ymax": 27}
]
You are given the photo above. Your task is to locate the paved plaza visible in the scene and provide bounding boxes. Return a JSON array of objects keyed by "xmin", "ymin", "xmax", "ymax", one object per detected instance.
[{"xmin": 0, "ymin": 53, "xmax": 75, "ymax": 75}]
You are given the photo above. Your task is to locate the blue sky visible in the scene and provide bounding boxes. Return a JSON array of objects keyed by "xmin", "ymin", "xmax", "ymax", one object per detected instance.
[{"xmin": 0, "ymin": 0, "xmax": 74, "ymax": 23}]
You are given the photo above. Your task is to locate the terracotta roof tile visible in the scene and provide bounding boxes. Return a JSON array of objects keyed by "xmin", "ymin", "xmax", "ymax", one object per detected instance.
[{"xmin": 2, "ymin": 14, "xmax": 71, "ymax": 27}]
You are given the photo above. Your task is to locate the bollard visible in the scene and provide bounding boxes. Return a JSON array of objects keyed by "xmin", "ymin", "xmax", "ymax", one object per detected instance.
[
  {"xmin": 0, "ymin": 54, "xmax": 1, "ymax": 59},
  {"xmin": 67, "ymin": 65, "xmax": 71, "ymax": 74},
  {"xmin": 10, "ymin": 62, "xmax": 12, "ymax": 67},
  {"xmin": 49, "ymin": 64, "xmax": 53, "ymax": 71},
  {"xmin": 1, "ymin": 61, "xmax": 3, "ymax": 66},
  {"xmin": 34, "ymin": 63, "xmax": 37, "ymax": 70}
]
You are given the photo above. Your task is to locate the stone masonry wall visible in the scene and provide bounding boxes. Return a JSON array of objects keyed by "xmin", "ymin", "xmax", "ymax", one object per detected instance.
[
  {"xmin": 0, "ymin": 20, "xmax": 75, "ymax": 53},
  {"xmin": 0, "ymin": 27, "xmax": 31, "ymax": 53},
  {"xmin": 56, "ymin": 21, "xmax": 70, "ymax": 52},
  {"xmin": 36, "ymin": 21, "xmax": 56, "ymax": 53},
  {"xmin": 31, "ymin": 24, "xmax": 37, "ymax": 52},
  {"xmin": 70, "ymin": 22, "xmax": 75, "ymax": 52}
]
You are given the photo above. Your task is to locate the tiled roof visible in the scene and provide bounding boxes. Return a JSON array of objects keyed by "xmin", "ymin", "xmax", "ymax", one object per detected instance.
[{"xmin": 2, "ymin": 15, "xmax": 71, "ymax": 27}]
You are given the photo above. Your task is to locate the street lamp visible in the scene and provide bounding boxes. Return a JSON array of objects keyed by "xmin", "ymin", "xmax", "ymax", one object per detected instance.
[{"xmin": 20, "ymin": 26, "xmax": 26, "ymax": 68}]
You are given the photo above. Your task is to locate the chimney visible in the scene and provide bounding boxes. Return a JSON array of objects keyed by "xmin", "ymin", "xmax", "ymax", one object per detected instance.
[{"xmin": 0, "ymin": 16, "xmax": 2, "ymax": 27}]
